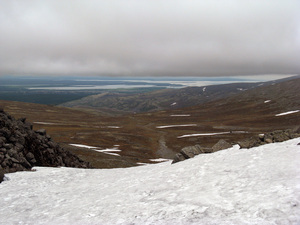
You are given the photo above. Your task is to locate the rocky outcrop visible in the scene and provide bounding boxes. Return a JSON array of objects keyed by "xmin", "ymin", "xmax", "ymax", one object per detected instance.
[
  {"xmin": 172, "ymin": 128, "xmax": 300, "ymax": 164},
  {"xmin": 0, "ymin": 109, "xmax": 91, "ymax": 176},
  {"xmin": 237, "ymin": 129, "xmax": 300, "ymax": 149},
  {"xmin": 172, "ymin": 145, "xmax": 212, "ymax": 164}
]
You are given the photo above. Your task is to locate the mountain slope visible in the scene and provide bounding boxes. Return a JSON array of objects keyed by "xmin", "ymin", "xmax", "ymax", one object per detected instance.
[
  {"xmin": 1, "ymin": 138, "xmax": 299, "ymax": 224},
  {"xmin": 60, "ymin": 82, "xmax": 264, "ymax": 114},
  {"xmin": 60, "ymin": 75, "xmax": 300, "ymax": 114},
  {"xmin": 1, "ymin": 77, "xmax": 299, "ymax": 168}
]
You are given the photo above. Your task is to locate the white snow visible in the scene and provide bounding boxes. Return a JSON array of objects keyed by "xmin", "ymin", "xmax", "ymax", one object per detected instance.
[
  {"xmin": 157, "ymin": 124, "xmax": 197, "ymax": 129},
  {"xmin": 1, "ymin": 138, "xmax": 300, "ymax": 225},
  {"xmin": 69, "ymin": 144, "xmax": 98, "ymax": 149},
  {"xmin": 178, "ymin": 131, "xmax": 230, "ymax": 138},
  {"xmin": 203, "ymin": 87, "xmax": 206, "ymax": 92},
  {"xmin": 107, "ymin": 126, "xmax": 121, "ymax": 129},
  {"xmin": 170, "ymin": 114, "xmax": 191, "ymax": 117},
  {"xmin": 70, "ymin": 144, "xmax": 122, "ymax": 156},
  {"xmin": 264, "ymin": 100, "xmax": 271, "ymax": 103},
  {"xmin": 149, "ymin": 158, "xmax": 171, "ymax": 162},
  {"xmin": 96, "ymin": 151, "xmax": 121, "ymax": 156},
  {"xmin": 34, "ymin": 122, "xmax": 56, "ymax": 125},
  {"xmin": 171, "ymin": 102, "xmax": 177, "ymax": 106},
  {"xmin": 275, "ymin": 110, "xmax": 300, "ymax": 117}
]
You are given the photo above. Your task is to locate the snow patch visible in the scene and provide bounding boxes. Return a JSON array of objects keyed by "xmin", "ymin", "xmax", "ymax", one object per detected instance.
[
  {"xmin": 203, "ymin": 87, "xmax": 206, "ymax": 92},
  {"xmin": 107, "ymin": 126, "xmax": 121, "ymax": 129},
  {"xmin": 264, "ymin": 100, "xmax": 271, "ymax": 103},
  {"xmin": 70, "ymin": 144, "xmax": 122, "ymax": 156},
  {"xmin": 170, "ymin": 114, "xmax": 191, "ymax": 117},
  {"xmin": 275, "ymin": 110, "xmax": 300, "ymax": 116},
  {"xmin": 157, "ymin": 124, "xmax": 197, "ymax": 129},
  {"xmin": 69, "ymin": 144, "xmax": 98, "ymax": 149},
  {"xmin": 149, "ymin": 158, "xmax": 170, "ymax": 162},
  {"xmin": 170, "ymin": 102, "xmax": 177, "ymax": 106},
  {"xmin": 95, "ymin": 151, "xmax": 121, "ymax": 156},
  {"xmin": 34, "ymin": 122, "xmax": 56, "ymax": 125},
  {"xmin": 178, "ymin": 132, "xmax": 230, "ymax": 138}
]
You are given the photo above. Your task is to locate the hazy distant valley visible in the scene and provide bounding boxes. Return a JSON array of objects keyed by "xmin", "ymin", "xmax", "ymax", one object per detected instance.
[{"xmin": 1, "ymin": 75, "xmax": 299, "ymax": 168}]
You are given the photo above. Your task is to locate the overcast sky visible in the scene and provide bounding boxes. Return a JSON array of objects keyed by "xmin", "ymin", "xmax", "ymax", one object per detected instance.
[{"xmin": 0, "ymin": 0, "xmax": 299, "ymax": 77}]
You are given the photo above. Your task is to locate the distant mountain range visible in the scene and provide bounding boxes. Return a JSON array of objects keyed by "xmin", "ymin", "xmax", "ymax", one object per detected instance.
[{"xmin": 60, "ymin": 75, "xmax": 300, "ymax": 115}]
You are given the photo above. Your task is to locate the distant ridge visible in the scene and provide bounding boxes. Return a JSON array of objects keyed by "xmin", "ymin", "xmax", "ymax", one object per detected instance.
[{"xmin": 60, "ymin": 75, "xmax": 300, "ymax": 115}]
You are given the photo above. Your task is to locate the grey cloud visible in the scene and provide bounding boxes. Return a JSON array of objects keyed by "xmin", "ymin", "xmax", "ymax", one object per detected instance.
[{"xmin": 0, "ymin": 0, "xmax": 299, "ymax": 77}]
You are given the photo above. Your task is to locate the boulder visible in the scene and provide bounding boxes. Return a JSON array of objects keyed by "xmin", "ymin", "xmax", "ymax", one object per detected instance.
[
  {"xmin": 238, "ymin": 136, "xmax": 262, "ymax": 149},
  {"xmin": 212, "ymin": 139, "xmax": 232, "ymax": 152},
  {"xmin": 180, "ymin": 145, "xmax": 204, "ymax": 159},
  {"xmin": 0, "ymin": 137, "xmax": 6, "ymax": 147},
  {"xmin": 172, "ymin": 144, "xmax": 212, "ymax": 164},
  {"xmin": 36, "ymin": 129, "xmax": 46, "ymax": 136},
  {"xmin": 172, "ymin": 153, "xmax": 186, "ymax": 164}
]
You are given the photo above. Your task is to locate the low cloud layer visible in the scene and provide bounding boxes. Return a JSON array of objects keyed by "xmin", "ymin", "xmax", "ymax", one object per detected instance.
[{"xmin": 0, "ymin": 0, "xmax": 299, "ymax": 77}]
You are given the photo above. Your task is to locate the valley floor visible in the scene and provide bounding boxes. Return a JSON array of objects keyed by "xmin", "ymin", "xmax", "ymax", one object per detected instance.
[{"xmin": 1, "ymin": 138, "xmax": 300, "ymax": 225}]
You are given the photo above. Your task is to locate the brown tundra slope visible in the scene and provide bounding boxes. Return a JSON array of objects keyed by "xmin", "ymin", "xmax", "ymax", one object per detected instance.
[{"xmin": 1, "ymin": 77, "xmax": 299, "ymax": 168}]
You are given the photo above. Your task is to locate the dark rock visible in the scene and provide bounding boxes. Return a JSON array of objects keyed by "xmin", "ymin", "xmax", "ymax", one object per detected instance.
[
  {"xmin": 263, "ymin": 133, "xmax": 273, "ymax": 143},
  {"xmin": 238, "ymin": 136, "xmax": 262, "ymax": 149},
  {"xmin": 7, "ymin": 149, "xmax": 18, "ymax": 158},
  {"xmin": 36, "ymin": 129, "xmax": 46, "ymax": 136},
  {"xmin": 47, "ymin": 141, "xmax": 56, "ymax": 148},
  {"xmin": 212, "ymin": 139, "xmax": 232, "ymax": 152},
  {"xmin": 0, "ymin": 153, "xmax": 4, "ymax": 163},
  {"xmin": 3, "ymin": 143, "xmax": 13, "ymax": 150},
  {"xmin": 272, "ymin": 130, "xmax": 290, "ymax": 142},
  {"xmin": 180, "ymin": 145, "xmax": 204, "ymax": 159},
  {"xmin": 14, "ymin": 143, "xmax": 24, "ymax": 152},
  {"xmin": 172, "ymin": 144, "xmax": 211, "ymax": 164},
  {"xmin": 19, "ymin": 158, "xmax": 32, "ymax": 169},
  {"xmin": 202, "ymin": 147, "xmax": 213, "ymax": 153},
  {"xmin": 0, "ymin": 128, "xmax": 11, "ymax": 138},
  {"xmin": 0, "ymin": 110, "xmax": 91, "ymax": 173},
  {"xmin": 265, "ymin": 138, "xmax": 273, "ymax": 144},
  {"xmin": 258, "ymin": 134, "xmax": 265, "ymax": 141},
  {"xmin": 172, "ymin": 153, "xmax": 186, "ymax": 164},
  {"xmin": 0, "ymin": 170, "xmax": 4, "ymax": 183},
  {"xmin": 19, "ymin": 118, "xmax": 26, "ymax": 123},
  {"xmin": 0, "ymin": 137, "xmax": 6, "ymax": 147},
  {"xmin": 26, "ymin": 152, "xmax": 36, "ymax": 163}
]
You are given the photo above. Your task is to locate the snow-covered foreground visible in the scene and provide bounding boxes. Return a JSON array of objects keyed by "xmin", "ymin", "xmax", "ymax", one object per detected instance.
[{"xmin": 1, "ymin": 138, "xmax": 300, "ymax": 225}]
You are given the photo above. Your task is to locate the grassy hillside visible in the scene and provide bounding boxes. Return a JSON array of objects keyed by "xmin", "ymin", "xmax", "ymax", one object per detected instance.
[{"xmin": 1, "ymin": 78, "xmax": 299, "ymax": 168}]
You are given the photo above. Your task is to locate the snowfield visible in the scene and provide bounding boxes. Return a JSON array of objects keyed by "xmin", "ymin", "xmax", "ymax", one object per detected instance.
[{"xmin": 1, "ymin": 138, "xmax": 300, "ymax": 225}]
